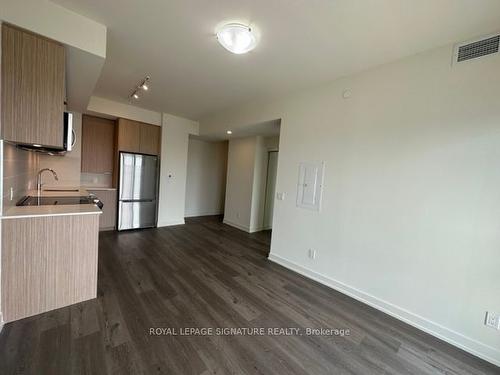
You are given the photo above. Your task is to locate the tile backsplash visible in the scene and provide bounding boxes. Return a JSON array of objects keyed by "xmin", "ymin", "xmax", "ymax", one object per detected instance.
[
  {"xmin": 80, "ymin": 172, "xmax": 113, "ymax": 188},
  {"xmin": 2, "ymin": 141, "xmax": 39, "ymax": 210}
]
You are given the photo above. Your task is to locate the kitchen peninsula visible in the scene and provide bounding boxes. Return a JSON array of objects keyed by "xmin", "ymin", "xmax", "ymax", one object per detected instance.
[{"xmin": 1, "ymin": 188, "xmax": 101, "ymax": 322}]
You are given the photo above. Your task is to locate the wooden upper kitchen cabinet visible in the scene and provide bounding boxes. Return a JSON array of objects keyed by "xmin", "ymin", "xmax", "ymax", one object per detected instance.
[
  {"xmin": 139, "ymin": 123, "xmax": 161, "ymax": 155},
  {"xmin": 81, "ymin": 115, "xmax": 116, "ymax": 173},
  {"xmin": 114, "ymin": 118, "xmax": 160, "ymax": 186},
  {"xmin": 117, "ymin": 118, "xmax": 141, "ymax": 153},
  {"xmin": 1, "ymin": 24, "xmax": 65, "ymax": 148},
  {"xmin": 117, "ymin": 118, "xmax": 161, "ymax": 155}
]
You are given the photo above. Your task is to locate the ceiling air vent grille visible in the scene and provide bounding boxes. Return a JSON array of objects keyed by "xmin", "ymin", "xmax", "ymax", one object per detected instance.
[{"xmin": 456, "ymin": 35, "xmax": 499, "ymax": 63}]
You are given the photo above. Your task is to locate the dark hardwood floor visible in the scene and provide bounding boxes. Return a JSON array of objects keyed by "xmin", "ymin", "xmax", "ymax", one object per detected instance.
[{"xmin": 0, "ymin": 216, "xmax": 498, "ymax": 374}]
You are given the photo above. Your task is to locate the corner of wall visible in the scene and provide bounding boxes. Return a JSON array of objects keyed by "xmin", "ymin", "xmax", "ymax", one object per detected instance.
[
  {"xmin": 157, "ymin": 219, "xmax": 185, "ymax": 227},
  {"xmin": 157, "ymin": 112, "xmax": 200, "ymax": 227},
  {"xmin": 223, "ymin": 219, "xmax": 251, "ymax": 233}
]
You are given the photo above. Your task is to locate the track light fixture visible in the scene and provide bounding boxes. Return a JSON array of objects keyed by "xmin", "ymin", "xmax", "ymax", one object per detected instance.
[{"xmin": 130, "ymin": 76, "xmax": 151, "ymax": 100}]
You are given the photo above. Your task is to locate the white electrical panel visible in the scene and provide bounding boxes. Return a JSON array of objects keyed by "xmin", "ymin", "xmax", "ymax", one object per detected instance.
[{"xmin": 296, "ymin": 162, "xmax": 324, "ymax": 211}]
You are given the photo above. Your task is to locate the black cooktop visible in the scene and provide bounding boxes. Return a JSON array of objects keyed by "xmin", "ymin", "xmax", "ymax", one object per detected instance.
[{"xmin": 16, "ymin": 196, "xmax": 96, "ymax": 206}]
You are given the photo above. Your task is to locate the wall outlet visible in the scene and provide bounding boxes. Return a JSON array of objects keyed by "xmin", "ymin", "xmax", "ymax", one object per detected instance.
[
  {"xmin": 485, "ymin": 312, "xmax": 500, "ymax": 330},
  {"xmin": 308, "ymin": 249, "xmax": 317, "ymax": 260},
  {"xmin": 276, "ymin": 192, "xmax": 285, "ymax": 201}
]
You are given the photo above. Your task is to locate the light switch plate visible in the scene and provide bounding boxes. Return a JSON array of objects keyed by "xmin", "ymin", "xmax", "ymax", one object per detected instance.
[
  {"xmin": 485, "ymin": 312, "xmax": 500, "ymax": 330},
  {"xmin": 308, "ymin": 249, "xmax": 317, "ymax": 259}
]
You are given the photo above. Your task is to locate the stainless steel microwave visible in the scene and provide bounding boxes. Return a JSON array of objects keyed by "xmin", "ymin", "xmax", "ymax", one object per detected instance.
[{"xmin": 17, "ymin": 112, "xmax": 75, "ymax": 155}]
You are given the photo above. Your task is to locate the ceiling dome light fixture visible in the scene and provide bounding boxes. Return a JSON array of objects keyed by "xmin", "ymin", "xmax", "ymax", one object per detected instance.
[{"xmin": 216, "ymin": 23, "xmax": 257, "ymax": 54}]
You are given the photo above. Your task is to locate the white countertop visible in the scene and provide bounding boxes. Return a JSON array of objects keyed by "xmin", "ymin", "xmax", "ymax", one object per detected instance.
[
  {"xmin": 2, "ymin": 204, "xmax": 102, "ymax": 219},
  {"xmin": 1, "ymin": 188, "xmax": 102, "ymax": 219}
]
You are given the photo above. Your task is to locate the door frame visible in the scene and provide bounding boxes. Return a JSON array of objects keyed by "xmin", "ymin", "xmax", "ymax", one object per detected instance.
[{"xmin": 262, "ymin": 150, "xmax": 279, "ymax": 230}]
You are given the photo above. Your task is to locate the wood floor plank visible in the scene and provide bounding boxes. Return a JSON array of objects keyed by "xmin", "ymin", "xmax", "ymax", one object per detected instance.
[
  {"xmin": 105, "ymin": 342, "xmax": 145, "ymax": 375},
  {"xmin": 37, "ymin": 324, "xmax": 72, "ymax": 375},
  {"xmin": 96, "ymin": 263, "xmax": 132, "ymax": 348},
  {"xmin": 71, "ymin": 331, "xmax": 109, "ymax": 375},
  {"xmin": 70, "ymin": 300, "xmax": 100, "ymax": 339},
  {"xmin": 0, "ymin": 318, "xmax": 40, "ymax": 374},
  {"xmin": 0, "ymin": 216, "xmax": 498, "ymax": 375}
]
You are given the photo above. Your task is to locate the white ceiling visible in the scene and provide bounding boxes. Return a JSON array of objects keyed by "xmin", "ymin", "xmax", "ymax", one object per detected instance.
[
  {"xmin": 51, "ymin": 0, "xmax": 500, "ymax": 120},
  {"xmin": 193, "ymin": 119, "xmax": 281, "ymax": 141}
]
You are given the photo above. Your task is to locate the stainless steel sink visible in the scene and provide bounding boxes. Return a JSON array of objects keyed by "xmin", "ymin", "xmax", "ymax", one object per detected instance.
[{"xmin": 16, "ymin": 195, "xmax": 101, "ymax": 207}]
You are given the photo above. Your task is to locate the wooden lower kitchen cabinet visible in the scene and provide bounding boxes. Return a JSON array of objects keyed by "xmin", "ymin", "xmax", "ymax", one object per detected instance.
[
  {"xmin": 1, "ymin": 213, "xmax": 100, "ymax": 322},
  {"xmin": 88, "ymin": 189, "xmax": 117, "ymax": 230}
]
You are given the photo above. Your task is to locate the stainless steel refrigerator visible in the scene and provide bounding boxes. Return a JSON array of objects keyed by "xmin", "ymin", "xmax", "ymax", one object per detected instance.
[{"xmin": 118, "ymin": 152, "xmax": 159, "ymax": 231}]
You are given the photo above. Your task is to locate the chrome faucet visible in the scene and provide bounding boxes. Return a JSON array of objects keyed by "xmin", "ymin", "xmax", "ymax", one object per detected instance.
[{"xmin": 36, "ymin": 168, "xmax": 59, "ymax": 194}]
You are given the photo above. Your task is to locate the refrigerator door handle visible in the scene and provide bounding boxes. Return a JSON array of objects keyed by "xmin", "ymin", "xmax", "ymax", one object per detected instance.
[{"xmin": 119, "ymin": 199, "xmax": 155, "ymax": 203}]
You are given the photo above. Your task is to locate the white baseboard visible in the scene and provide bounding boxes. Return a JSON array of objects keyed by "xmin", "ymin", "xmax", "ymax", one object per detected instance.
[
  {"xmin": 157, "ymin": 219, "xmax": 185, "ymax": 227},
  {"xmin": 223, "ymin": 220, "xmax": 269, "ymax": 233},
  {"xmin": 268, "ymin": 253, "xmax": 500, "ymax": 368},
  {"xmin": 184, "ymin": 211, "xmax": 223, "ymax": 218},
  {"xmin": 223, "ymin": 219, "xmax": 251, "ymax": 232}
]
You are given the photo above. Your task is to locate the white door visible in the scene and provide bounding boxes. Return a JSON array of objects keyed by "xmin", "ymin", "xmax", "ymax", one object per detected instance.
[{"xmin": 263, "ymin": 151, "xmax": 279, "ymax": 229}]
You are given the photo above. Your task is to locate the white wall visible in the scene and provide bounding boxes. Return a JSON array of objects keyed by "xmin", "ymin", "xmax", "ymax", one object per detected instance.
[
  {"xmin": 201, "ymin": 46, "xmax": 500, "ymax": 366},
  {"xmin": 185, "ymin": 138, "xmax": 227, "ymax": 217},
  {"xmin": 87, "ymin": 96, "xmax": 162, "ymax": 126},
  {"xmin": 157, "ymin": 113, "xmax": 199, "ymax": 226}
]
